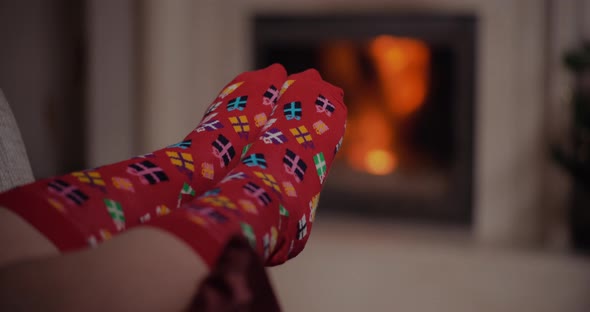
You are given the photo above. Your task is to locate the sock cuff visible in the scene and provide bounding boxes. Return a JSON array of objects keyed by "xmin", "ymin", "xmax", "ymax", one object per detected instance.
[
  {"xmin": 0, "ymin": 185, "xmax": 88, "ymax": 251},
  {"xmin": 144, "ymin": 209, "xmax": 243, "ymax": 268}
]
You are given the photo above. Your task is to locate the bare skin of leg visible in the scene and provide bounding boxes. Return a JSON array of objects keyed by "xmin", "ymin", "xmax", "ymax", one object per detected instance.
[{"xmin": 0, "ymin": 207, "xmax": 210, "ymax": 312}]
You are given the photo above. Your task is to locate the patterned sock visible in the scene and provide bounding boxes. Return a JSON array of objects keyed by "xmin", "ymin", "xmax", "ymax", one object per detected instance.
[
  {"xmin": 0, "ymin": 64, "xmax": 287, "ymax": 251},
  {"xmin": 146, "ymin": 69, "xmax": 347, "ymax": 267}
]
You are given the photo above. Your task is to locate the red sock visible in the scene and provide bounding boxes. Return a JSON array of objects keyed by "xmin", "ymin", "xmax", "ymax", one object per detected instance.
[
  {"xmin": 146, "ymin": 69, "xmax": 347, "ymax": 267},
  {"xmin": 0, "ymin": 64, "xmax": 287, "ymax": 251}
]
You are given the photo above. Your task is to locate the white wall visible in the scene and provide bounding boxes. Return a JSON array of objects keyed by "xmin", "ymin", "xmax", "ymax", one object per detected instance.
[
  {"xmin": 136, "ymin": 0, "xmax": 198, "ymax": 153},
  {"xmin": 86, "ymin": 0, "xmax": 137, "ymax": 167}
]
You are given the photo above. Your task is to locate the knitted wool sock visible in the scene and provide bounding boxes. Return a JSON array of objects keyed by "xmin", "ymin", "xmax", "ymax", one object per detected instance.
[
  {"xmin": 0, "ymin": 64, "xmax": 287, "ymax": 251},
  {"xmin": 146, "ymin": 69, "xmax": 347, "ymax": 267}
]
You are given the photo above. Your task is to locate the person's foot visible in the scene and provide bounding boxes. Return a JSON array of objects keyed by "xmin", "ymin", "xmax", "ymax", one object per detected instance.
[{"xmin": 147, "ymin": 69, "xmax": 347, "ymax": 266}]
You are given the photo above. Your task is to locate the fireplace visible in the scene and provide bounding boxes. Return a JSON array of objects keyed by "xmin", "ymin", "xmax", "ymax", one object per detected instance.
[{"xmin": 254, "ymin": 14, "xmax": 476, "ymax": 223}]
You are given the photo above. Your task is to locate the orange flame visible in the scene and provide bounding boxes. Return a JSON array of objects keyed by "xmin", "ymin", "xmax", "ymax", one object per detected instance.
[
  {"xmin": 370, "ymin": 35, "xmax": 430, "ymax": 117},
  {"xmin": 364, "ymin": 149, "xmax": 398, "ymax": 175},
  {"xmin": 321, "ymin": 35, "xmax": 429, "ymax": 176},
  {"xmin": 345, "ymin": 106, "xmax": 397, "ymax": 175}
]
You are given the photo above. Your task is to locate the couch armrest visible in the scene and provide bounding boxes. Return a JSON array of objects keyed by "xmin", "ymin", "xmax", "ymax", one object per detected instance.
[{"xmin": 0, "ymin": 89, "xmax": 34, "ymax": 191}]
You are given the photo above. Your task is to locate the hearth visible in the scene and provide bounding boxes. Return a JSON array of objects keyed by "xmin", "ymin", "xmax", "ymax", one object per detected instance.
[{"xmin": 254, "ymin": 14, "xmax": 476, "ymax": 223}]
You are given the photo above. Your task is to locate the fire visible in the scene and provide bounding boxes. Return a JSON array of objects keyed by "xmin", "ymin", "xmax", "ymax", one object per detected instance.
[
  {"xmin": 345, "ymin": 106, "xmax": 397, "ymax": 175},
  {"xmin": 319, "ymin": 40, "xmax": 362, "ymax": 90},
  {"xmin": 365, "ymin": 149, "xmax": 397, "ymax": 175},
  {"xmin": 370, "ymin": 35, "xmax": 430, "ymax": 117},
  {"xmin": 321, "ymin": 35, "xmax": 429, "ymax": 176}
]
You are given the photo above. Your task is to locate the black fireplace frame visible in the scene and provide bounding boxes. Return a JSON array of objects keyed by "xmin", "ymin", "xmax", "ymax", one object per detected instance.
[{"xmin": 253, "ymin": 13, "xmax": 477, "ymax": 224}]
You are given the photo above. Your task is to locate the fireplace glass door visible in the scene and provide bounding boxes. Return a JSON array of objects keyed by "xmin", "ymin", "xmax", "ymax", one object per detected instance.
[{"xmin": 254, "ymin": 14, "xmax": 476, "ymax": 223}]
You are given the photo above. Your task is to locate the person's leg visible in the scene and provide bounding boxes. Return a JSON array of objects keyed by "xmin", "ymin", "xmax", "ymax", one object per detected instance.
[
  {"xmin": 0, "ymin": 67, "xmax": 344, "ymax": 311},
  {"xmin": 0, "ymin": 64, "xmax": 287, "ymax": 254},
  {"xmin": 0, "ymin": 208, "xmax": 58, "ymax": 267},
  {"xmin": 0, "ymin": 63, "xmax": 291, "ymax": 306},
  {"xmin": 0, "ymin": 228, "xmax": 208, "ymax": 312}
]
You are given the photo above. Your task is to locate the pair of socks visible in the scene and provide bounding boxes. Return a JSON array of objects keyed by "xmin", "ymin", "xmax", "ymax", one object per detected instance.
[{"xmin": 0, "ymin": 64, "xmax": 346, "ymax": 267}]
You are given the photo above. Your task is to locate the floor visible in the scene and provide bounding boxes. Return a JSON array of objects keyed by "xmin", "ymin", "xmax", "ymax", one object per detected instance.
[{"xmin": 270, "ymin": 215, "xmax": 590, "ymax": 312}]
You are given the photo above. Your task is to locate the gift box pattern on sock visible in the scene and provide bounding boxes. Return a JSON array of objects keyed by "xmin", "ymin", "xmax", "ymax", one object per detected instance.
[
  {"xmin": 0, "ymin": 64, "xmax": 287, "ymax": 251},
  {"xmin": 147, "ymin": 70, "xmax": 347, "ymax": 267}
]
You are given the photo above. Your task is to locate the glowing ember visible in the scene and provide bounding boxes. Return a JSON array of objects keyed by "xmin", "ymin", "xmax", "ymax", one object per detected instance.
[
  {"xmin": 344, "ymin": 106, "xmax": 393, "ymax": 174},
  {"xmin": 365, "ymin": 149, "xmax": 397, "ymax": 175}
]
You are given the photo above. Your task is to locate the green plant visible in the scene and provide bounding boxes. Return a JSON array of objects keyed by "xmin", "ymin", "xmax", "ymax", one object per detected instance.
[{"xmin": 552, "ymin": 43, "xmax": 590, "ymax": 187}]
